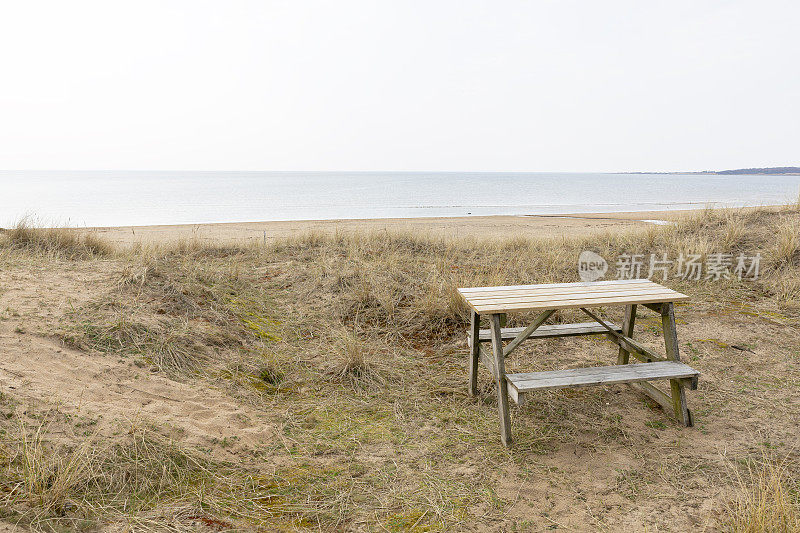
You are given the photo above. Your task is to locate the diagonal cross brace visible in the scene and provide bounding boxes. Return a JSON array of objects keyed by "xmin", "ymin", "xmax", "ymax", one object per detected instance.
[
  {"xmin": 579, "ymin": 307, "xmax": 665, "ymax": 363},
  {"xmin": 502, "ymin": 310, "xmax": 555, "ymax": 358}
]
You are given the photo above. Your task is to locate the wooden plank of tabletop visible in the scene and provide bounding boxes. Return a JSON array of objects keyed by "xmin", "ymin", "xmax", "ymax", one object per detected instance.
[
  {"xmin": 466, "ymin": 291, "xmax": 681, "ymax": 308},
  {"xmin": 469, "ymin": 292, "xmax": 688, "ymax": 314},
  {"xmin": 458, "ymin": 279, "xmax": 652, "ymax": 293},
  {"xmin": 458, "ymin": 279, "xmax": 659, "ymax": 294},
  {"xmin": 460, "ymin": 282, "xmax": 669, "ymax": 301},
  {"xmin": 465, "ymin": 287, "xmax": 685, "ymax": 307}
]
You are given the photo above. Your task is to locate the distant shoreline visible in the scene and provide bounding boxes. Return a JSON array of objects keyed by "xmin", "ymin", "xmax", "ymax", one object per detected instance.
[
  {"xmin": 624, "ymin": 172, "xmax": 800, "ymax": 176},
  {"xmin": 622, "ymin": 166, "xmax": 800, "ymax": 175}
]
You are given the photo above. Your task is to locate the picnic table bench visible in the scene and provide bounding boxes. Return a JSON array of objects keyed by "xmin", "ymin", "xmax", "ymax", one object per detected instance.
[{"xmin": 459, "ymin": 279, "xmax": 699, "ymax": 447}]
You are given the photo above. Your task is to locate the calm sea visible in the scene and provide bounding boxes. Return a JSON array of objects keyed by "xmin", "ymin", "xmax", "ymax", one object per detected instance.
[{"xmin": 1, "ymin": 171, "xmax": 799, "ymax": 227}]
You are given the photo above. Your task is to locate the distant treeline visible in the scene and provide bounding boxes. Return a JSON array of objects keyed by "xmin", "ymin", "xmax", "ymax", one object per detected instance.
[
  {"xmin": 625, "ymin": 166, "xmax": 800, "ymax": 175},
  {"xmin": 714, "ymin": 167, "xmax": 800, "ymax": 175}
]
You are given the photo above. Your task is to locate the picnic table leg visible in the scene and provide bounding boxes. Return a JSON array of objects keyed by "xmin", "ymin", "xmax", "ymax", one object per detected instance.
[
  {"xmin": 468, "ymin": 310, "xmax": 480, "ymax": 396},
  {"xmin": 489, "ymin": 313, "xmax": 513, "ymax": 447},
  {"xmin": 617, "ymin": 304, "xmax": 637, "ymax": 365},
  {"xmin": 661, "ymin": 303, "xmax": 693, "ymax": 426}
]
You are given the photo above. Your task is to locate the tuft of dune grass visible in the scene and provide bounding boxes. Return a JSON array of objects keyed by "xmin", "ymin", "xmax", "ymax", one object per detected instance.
[
  {"xmin": 17, "ymin": 416, "xmax": 100, "ymax": 516},
  {"xmin": 2, "ymin": 217, "xmax": 112, "ymax": 259},
  {"xmin": 1, "ymin": 408, "xmax": 352, "ymax": 530},
  {"xmin": 325, "ymin": 327, "xmax": 385, "ymax": 390},
  {"xmin": 726, "ymin": 454, "xmax": 800, "ymax": 533},
  {"xmin": 775, "ymin": 218, "xmax": 800, "ymax": 266}
]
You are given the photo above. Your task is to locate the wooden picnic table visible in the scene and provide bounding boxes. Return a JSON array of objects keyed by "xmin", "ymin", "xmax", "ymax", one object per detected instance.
[{"xmin": 459, "ymin": 279, "xmax": 699, "ymax": 447}]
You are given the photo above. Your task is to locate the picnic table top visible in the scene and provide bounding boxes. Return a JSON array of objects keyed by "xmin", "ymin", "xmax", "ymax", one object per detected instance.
[{"xmin": 458, "ymin": 279, "xmax": 689, "ymax": 314}]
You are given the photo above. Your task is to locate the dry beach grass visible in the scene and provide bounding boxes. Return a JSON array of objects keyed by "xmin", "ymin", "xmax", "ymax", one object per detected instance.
[{"xmin": 0, "ymin": 205, "xmax": 799, "ymax": 531}]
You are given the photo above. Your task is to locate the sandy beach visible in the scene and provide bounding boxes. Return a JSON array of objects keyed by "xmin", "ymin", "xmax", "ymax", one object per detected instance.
[{"xmin": 87, "ymin": 209, "xmax": 706, "ymax": 247}]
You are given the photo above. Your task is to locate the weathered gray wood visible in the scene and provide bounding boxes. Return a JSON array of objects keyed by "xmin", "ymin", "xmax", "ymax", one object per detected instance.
[
  {"xmin": 618, "ymin": 304, "xmax": 637, "ymax": 365},
  {"xmin": 462, "ymin": 281, "xmax": 695, "ymax": 444},
  {"xmin": 461, "ymin": 278, "xmax": 656, "ymax": 293},
  {"xmin": 643, "ymin": 302, "xmax": 666, "ymax": 313},
  {"xmin": 459, "ymin": 280, "xmax": 689, "ymax": 314},
  {"xmin": 580, "ymin": 307, "xmax": 666, "ymax": 362},
  {"xmin": 508, "ymin": 362, "xmax": 699, "ymax": 383},
  {"xmin": 498, "ymin": 313, "xmax": 507, "ymax": 328},
  {"xmin": 630, "ymin": 381, "xmax": 675, "ymax": 413},
  {"xmin": 507, "ymin": 361, "xmax": 699, "ymax": 394},
  {"xmin": 490, "ymin": 314, "xmax": 513, "ymax": 447},
  {"xmin": 507, "ymin": 383, "xmax": 524, "ymax": 406},
  {"xmin": 670, "ymin": 379, "xmax": 693, "ymax": 426},
  {"xmin": 468, "ymin": 310, "xmax": 480, "ymax": 396},
  {"xmin": 473, "ymin": 321, "xmax": 622, "ymax": 343},
  {"xmin": 478, "ymin": 345, "xmax": 496, "ymax": 380},
  {"xmin": 469, "ymin": 292, "xmax": 688, "ymax": 314},
  {"xmin": 662, "ymin": 303, "xmax": 681, "ymax": 361},
  {"xmin": 603, "ymin": 331, "xmax": 668, "ymax": 363},
  {"xmin": 662, "ymin": 302, "xmax": 692, "ymax": 426},
  {"xmin": 502, "ymin": 310, "xmax": 555, "ymax": 358},
  {"xmin": 614, "ymin": 342, "xmax": 667, "ymax": 363}
]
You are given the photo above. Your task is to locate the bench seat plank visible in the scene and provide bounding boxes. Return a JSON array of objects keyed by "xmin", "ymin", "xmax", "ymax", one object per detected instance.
[
  {"xmin": 474, "ymin": 322, "xmax": 621, "ymax": 343},
  {"xmin": 507, "ymin": 361, "xmax": 699, "ymax": 395}
]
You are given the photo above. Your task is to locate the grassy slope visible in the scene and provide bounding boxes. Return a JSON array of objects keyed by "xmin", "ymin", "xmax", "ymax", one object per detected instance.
[{"xmin": 0, "ymin": 207, "xmax": 799, "ymax": 531}]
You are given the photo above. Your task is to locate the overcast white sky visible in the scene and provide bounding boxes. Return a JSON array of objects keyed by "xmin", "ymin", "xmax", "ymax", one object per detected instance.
[{"xmin": 0, "ymin": 1, "xmax": 797, "ymax": 172}]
